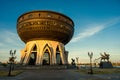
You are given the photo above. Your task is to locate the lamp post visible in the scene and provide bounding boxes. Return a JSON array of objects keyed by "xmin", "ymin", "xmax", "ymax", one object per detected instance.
[
  {"xmin": 88, "ymin": 52, "xmax": 93, "ymax": 74},
  {"xmin": 76, "ymin": 57, "xmax": 79, "ymax": 69},
  {"xmin": 8, "ymin": 50, "xmax": 16, "ymax": 76}
]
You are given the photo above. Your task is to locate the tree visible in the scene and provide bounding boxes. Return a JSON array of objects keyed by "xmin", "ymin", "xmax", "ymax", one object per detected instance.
[{"xmin": 8, "ymin": 50, "xmax": 16, "ymax": 76}]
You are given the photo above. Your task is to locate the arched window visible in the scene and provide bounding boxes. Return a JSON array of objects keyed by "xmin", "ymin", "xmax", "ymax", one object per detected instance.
[
  {"xmin": 39, "ymin": 13, "xmax": 41, "ymax": 17},
  {"xmin": 33, "ymin": 45, "xmax": 37, "ymax": 51}
]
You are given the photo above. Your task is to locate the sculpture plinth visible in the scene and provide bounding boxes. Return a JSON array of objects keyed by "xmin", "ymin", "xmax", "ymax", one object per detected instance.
[
  {"xmin": 99, "ymin": 61, "xmax": 113, "ymax": 68},
  {"xmin": 99, "ymin": 52, "xmax": 113, "ymax": 68}
]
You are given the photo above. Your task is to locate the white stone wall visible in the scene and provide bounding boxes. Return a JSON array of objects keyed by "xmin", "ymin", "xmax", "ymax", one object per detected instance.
[{"xmin": 20, "ymin": 40, "xmax": 68, "ymax": 65}]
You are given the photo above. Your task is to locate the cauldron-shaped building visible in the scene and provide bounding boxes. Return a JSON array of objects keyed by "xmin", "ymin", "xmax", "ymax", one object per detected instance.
[{"xmin": 17, "ymin": 10, "xmax": 74, "ymax": 65}]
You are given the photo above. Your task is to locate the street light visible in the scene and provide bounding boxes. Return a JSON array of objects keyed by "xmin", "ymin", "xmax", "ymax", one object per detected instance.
[
  {"xmin": 76, "ymin": 57, "xmax": 79, "ymax": 69},
  {"xmin": 88, "ymin": 52, "xmax": 93, "ymax": 74},
  {"xmin": 8, "ymin": 50, "xmax": 16, "ymax": 76}
]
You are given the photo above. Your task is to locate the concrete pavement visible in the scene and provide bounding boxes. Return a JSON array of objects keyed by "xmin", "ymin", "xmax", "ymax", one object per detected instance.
[{"xmin": 0, "ymin": 69, "xmax": 120, "ymax": 80}]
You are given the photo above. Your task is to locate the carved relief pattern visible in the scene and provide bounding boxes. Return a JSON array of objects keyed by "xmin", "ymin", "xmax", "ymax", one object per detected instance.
[{"xmin": 17, "ymin": 11, "xmax": 74, "ymax": 45}]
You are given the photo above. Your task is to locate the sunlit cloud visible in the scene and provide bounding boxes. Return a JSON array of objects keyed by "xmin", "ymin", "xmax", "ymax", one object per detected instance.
[{"xmin": 71, "ymin": 16, "xmax": 120, "ymax": 43}]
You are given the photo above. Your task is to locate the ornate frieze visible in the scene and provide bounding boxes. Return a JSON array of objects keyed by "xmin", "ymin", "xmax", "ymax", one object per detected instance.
[{"xmin": 17, "ymin": 10, "xmax": 74, "ymax": 45}]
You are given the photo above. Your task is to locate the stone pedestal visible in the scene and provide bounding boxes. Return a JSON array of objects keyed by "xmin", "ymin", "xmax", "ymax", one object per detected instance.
[{"xmin": 99, "ymin": 61, "xmax": 113, "ymax": 68}]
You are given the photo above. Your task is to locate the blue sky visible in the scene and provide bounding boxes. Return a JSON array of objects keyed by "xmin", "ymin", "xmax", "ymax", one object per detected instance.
[{"xmin": 0, "ymin": 0, "xmax": 120, "ymax": 63}]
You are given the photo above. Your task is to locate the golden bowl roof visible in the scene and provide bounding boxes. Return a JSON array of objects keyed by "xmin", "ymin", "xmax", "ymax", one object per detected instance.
[{"xmin": 17, "ymin": 10, "xmax": 74, "ymax": 45}]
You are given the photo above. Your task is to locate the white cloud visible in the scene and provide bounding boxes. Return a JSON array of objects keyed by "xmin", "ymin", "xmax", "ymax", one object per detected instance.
[
  {"xmin": 0, "ymin": 30, "xmax": 24, "ymax": 48},
  {"xmin": 71, "ymin": 16, "xmax": 120, "ymax": 43},
  {"xmin": 0, "ymin": 30, "xmax": 24, "ymax": 62}
]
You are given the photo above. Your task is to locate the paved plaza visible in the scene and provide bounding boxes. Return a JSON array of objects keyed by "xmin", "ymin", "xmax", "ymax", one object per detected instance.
[{"xmin": 0, "ymin": 69, "xmax": 120, "ymax": 80}]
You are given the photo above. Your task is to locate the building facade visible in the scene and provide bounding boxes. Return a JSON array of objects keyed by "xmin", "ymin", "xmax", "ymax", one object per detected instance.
[{"xmin": 17, "ymin": 10, "xmax": 74, "ymax": 65}]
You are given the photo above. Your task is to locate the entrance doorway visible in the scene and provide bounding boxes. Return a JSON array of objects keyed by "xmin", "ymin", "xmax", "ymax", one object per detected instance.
[
  {"xmin": 56, "ymin": 53, "xmax": 62, "ymax": 65},
  {"xmin": 28, "ymin": 45, "xmax": 37, "ymax": 65},
  {"xmin": 56, "ymin": 46, "xmax": 62, "ymax": 65},
  {"xmin": 28, "ymin": 52, "xmax": 37, "ymax": 65},
  {"xmin": 42, "ymin": 49, "xmax": 50, "ymax": 65}
]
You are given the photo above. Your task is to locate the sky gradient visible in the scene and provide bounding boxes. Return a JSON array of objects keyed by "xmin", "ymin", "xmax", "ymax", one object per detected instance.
[{"xmin": 0, "ymin": 0, "xmax": 120, "ymax": 63}]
